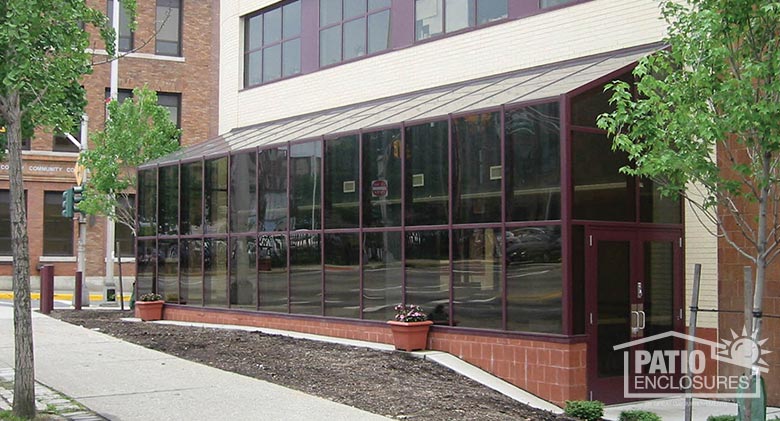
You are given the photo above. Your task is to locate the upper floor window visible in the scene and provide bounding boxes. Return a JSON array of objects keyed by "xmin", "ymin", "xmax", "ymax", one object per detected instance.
[
  {"xmin": 105, "ymin": 88, "xmax": 180, "ymax": 128},
  {"xmin": 540, "ymin": 0, "xmax": 578, "ymax": 8},
  {"xmin": 53, "ymin": 122, "xmax": 82, "ymax": 153},
  {"xmin": 319, "ymin": 0, "xmax": 392, "ymax": 67},
  {"xmin": 156, "ymin": 0, "xmax": 182, "ymax": 56},
  {"xmin": 107, "ymin": 0, "xmax": 134, "ymax": 52},
  {"xmin": 415, "ymin": 0, "xmax": 507, "ymax": 41},
  {"xmin": 157, "ymin": 92, "xmax": 181, "ymax": 129},
  {"xmin": 244, "ymin": 1, "xmax": 302, "ymax": 87}
]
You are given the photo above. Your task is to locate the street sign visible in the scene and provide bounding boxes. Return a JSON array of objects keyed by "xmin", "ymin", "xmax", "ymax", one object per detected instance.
[
  {"xmin": 371, "ymin": 179, "xmax": 388, "ymax": 197},
  {"xmin": 74, "ymin": 162, "xmax": 85, "ymax": 186}
]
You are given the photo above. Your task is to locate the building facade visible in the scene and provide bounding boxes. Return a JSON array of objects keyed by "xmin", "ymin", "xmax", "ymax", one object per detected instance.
[
  {"xmin": 0, "ymin": 0, "xmax": 219, "ymax": 298},
  {"xmin": 134, "ymin": 0, "xmax": 748, "ymax": 406}
]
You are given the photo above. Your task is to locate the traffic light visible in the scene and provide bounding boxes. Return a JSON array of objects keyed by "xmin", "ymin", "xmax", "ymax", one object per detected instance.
[
  {"xmin": 72, "ymin": 185, "xmax": 84, "ymax": 214},
  {"xmin": 61, "ymin": 188, "xmax": 74, "ymax": 218}
]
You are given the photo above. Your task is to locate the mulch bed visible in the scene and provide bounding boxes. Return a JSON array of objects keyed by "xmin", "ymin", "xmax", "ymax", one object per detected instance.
[{"xmin": 50, "ymin": 309, "xmax": 574, "ymax": 421}]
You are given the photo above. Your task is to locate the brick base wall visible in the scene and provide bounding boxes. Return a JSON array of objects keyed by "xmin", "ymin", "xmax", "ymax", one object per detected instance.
[{"xmin": 163, "ymin": 306, "xmax": 586, "ymax": 407}]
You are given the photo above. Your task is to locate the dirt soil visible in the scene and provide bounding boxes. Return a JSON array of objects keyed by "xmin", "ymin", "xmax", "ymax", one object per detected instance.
[{"xmin": 50, "ymin": 310, "xmax": 574, "ymax": 421}]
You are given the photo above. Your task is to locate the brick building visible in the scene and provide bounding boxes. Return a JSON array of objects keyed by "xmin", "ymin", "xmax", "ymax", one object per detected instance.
[{"xmin": 0, "ymin": 0, "xmax": 219, "ymax": 299}]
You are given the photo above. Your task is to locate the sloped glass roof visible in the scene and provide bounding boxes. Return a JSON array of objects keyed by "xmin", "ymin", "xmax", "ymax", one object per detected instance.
[{"xmin": 142, "ymin": 44, "xmax": 660, "ymax": 168}]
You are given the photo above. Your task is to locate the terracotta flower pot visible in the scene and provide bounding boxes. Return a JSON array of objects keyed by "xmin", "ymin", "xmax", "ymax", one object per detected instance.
[
  {"xmin": 135, "ymin": 300, "xmax": 164, "ymax": 321},
  {"xmin": 387, "ymin": 320, "xmax": 434, "ymax": 351}
]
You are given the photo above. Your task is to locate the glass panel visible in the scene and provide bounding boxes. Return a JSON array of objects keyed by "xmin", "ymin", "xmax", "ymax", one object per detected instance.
[
  {"xmin": 369, "ymin": 0, "xmax": 391, "ymax": 10},
  {"xmin": 263, "ymin": 7, "xmax": 282, "ymax": 45},
  {"xmin": 453, "ymin": 112, "xmax": 501, "ymax": 224},
  {"xmin": 136, "ymin": 239, "xmax": 156, "ymax": 296},
  {"xmin": 246, "ymin": 51, "xmax": 262, "ymax": 86},
  {"xmin": 506, "ymin": 103, "xmax": 561, "ymax": 221},
  {"xmin": 362, "ymin": 231, "xmax": 402, "ymax": 320},
  {"xmin": 230, "ymin": 236, "xmax": 257, "ymax": 309},
  {"xmin": 324, "ymin": 233, "xmax": 360, "ymax": 318},
  {"xmin": 204, "ymin": 238, "xmax": 228, "ymax": 307},
  {"xmin": 155, "ymin": 1, "xmax": 180, "ymax": 55},
  {"xmin": 263, "ymin": 43, "xmax": 282, "ymax": 82},
  {"xmin": 180, "ymin": 161, "xmax": 203, "ymax": 235},
  {"xmin": 205, "ymin": 157, "xmax": 229, "ymax": 233},
  {"xmin": 158, "ymin": 240, "xmax": 179, "ymax": 302},
  {"xmin": 320, "ymin": 0, "xmax": 342, "ymax": 26},
  {"xmin": 158, "ymin": 165, "xmax": 178, "ymax": 235},
  {"xmin": 290, "ymin": 233, "xmax": 321, "ymax": 315},
  {"xmin": 259, "ymin": 234, "xmax": 288, "ymax": 312},
  {"xmin": 282, "ymin": 1, "xmax": 301, "ymax": 38},
  {"xmin": 343, "ymin": 18, "xmax": 366, "ymax": 60},
  {"xmin": 597, "ymin": 240, "xmax": 631, "ymax": 377},
  {"xmin": 258, "ymin": 147, "xmax": 288, "ymax": 231},
  {"xmin": 571, "ymin": 225, "xmax": 585, "ymax": 334},
  {"xmin": 643, "ymin": 241, "xmax": 675, "ymax": 351},
  {"xmin": 453, "ymin": 228, "xmax": 502, "ymax": 329},
  {"xmin": 367, "ymin": 10, "xmax": 390, "ymax": 54},
  {"xmin": 571, "ymin": 73, "xmax": 632, "ymax": 127},
  {"xmin": 540, "ymin": 0, "xmax": 577, "ymax": 9},
  {"xmin": 640, "ymin": 179, "xmax": 681, "ymax": 224},
  {"xmin": 180, "ymin": 239, "xmax": 203, "ymax": 306},
  {"xmin": 572, "ymin": 131, "xmax": 635, "ymax": 221},
  {"xmin": 319, "ymin": 26, "xmax": 342, "ymax": 67},
  {"xmin": 363, "ymin": 129, "xmax": 402, "ymax": 227},
  {"xmin": 138, "ymin": 169, "xmax": 157, "ymax": 237},
  {"xmin": 0, "ymin": 191, "xmax": 10, "ymax": 254},
  {"xmin": 344, "ymin": 0, "xmax": 367, "ymax": 19},
  {"xmin": 246, "ymin": 14, "xmax": 262, "ymax": 50},
  {"xmin": 445, "ymin": 0, "xmax": 474, "ymax": 32},
  {"xmin": 43, "ymin": 191, "xmax": 73, "ymax": 255},
  {"xmin": 506, "ymin": 226, "xmax": 562, "ymax": 333},
  {"xmin": 230, "ymin": 153, "xmax": 257, "ymax": 233},
  {"xmin": 116, "ymin": 195, "xmax": 135, "ymax": 257},
  {"xmin": 405, "ymin": 230, "xmax": 449, "ymax": 317},
  {"xmin": 325, "ymin": 135, "xmax": 359, "ymax": 228},
  {"xmin": 290, "ymin": 141, "xmax": 321, "ymax": 230},
  {"xmin": 416, "ymin": 0, "xmax": 443, "ymax": 40},
  {"xmin": 282, "ymin": 39, "xmax": 301, "ymax": 77},
  {"xmin": 405, "ymin": 121, "xmax": 448, "ymax": 226},
  {"xmin": 476, "ymin": 0, "xmax": 506, "ymax": 24}
]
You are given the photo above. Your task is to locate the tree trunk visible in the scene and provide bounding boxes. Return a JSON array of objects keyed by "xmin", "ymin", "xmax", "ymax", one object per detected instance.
[{"xmin": 3, "ymin": 91, "xmax": 36, "ymax": 419}]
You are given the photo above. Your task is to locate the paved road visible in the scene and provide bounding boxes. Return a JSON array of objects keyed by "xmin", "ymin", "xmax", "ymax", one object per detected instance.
[{"xmin": 0, "ymin": 305, "xmax": 388, "ymax": 421}]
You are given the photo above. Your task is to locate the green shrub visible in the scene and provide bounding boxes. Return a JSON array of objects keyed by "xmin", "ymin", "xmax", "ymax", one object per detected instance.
[
  {"xmin": 564, "ymin": 400, "xmax": 604, "ymax": 421},
  {"xmin": 706, "ymin": 416, "xmax": 737, "ymax": 421},
  {"xmin": 619, "ymin": 409, "xmax": 661, "ymax": 421}
]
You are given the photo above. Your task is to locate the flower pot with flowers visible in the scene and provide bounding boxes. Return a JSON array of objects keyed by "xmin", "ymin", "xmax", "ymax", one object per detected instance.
[
  {"xmin": 135, "ymin": 293, "xmax": 164, "ymax": 321},
  {"xmin": 387, "ymin": 304, "xmax": 434, "ymax": 351}
]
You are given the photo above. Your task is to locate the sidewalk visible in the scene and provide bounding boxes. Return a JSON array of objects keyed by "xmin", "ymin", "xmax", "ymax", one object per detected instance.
[{"xmin": 0, "ymin": 303, "xmax": 388, "ymax": 421}]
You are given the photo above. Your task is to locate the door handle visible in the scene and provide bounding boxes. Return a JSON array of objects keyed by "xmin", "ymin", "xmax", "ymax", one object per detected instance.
[{"xmin": 638, "ymin": 310, "xmax": 646, "ymax": 330}]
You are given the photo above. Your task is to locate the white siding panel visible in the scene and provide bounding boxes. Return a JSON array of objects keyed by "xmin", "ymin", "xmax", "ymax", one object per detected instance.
[
  {"xmin": 219, "ymin": 0, "xmax": 667, "ymax": 133},
  {"xmin": 685, "ymin": 185, "xmax": 719, "ymax": 329}
]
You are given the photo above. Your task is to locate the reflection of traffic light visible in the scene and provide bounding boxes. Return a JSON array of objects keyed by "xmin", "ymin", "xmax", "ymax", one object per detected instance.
[
  {"xmin": 61, "ymin": 188, "xmax": 74, "ymax": 218},
  {"xmin": 72, "ymin": 185, "xmax": 84, "ymax": 214}
]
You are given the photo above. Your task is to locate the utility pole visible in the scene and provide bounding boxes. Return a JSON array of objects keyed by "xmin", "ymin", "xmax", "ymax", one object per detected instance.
[
  {"xmin": 104, "ymin": 0, "xmax": 120, "ymax": 303},
  {"xmin": 73, "ymin": 116, "xmax": 90, "ymax": 308}
]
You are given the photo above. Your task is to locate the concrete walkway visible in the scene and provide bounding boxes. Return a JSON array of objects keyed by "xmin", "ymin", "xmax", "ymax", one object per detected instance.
[{"xmin": 0, "ymin": 303, "xmax": 388, "ymax": 421}]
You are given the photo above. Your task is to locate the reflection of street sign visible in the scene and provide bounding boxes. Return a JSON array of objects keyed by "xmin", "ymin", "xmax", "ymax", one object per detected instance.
[
  {"xmin": 74, "ymin": 162, "xmax": 85, "ymax": 186},
  {"xmin": 371, "ymin": 179, "xmax": 388, "ymax": 197}
]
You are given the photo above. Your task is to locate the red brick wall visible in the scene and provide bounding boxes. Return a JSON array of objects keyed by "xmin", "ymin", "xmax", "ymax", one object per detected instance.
[
  {"xmin": 163, "ymin": 306, "xmax": 587, "ymax": 407},
  {"xmin": 717, "ymin": 143, "xmax": 780, "ymax": 405}
]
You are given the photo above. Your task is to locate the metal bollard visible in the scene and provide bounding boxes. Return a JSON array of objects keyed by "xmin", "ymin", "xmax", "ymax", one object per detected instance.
[
  {"xmin": 74, "ymin": 271, "xmax": 82, "ymax": 310},
  {"xmin": 40, "ymin": 265, "xmax": 54, "ymax": 314}
]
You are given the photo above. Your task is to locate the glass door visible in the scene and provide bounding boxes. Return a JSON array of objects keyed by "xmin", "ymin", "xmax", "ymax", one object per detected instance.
[{"xmin": 586, "ymin": 228, "xmax": 683, "ymax": 403}]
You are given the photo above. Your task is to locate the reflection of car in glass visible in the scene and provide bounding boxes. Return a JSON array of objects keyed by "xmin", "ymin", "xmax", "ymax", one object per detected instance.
[{"xmin": 506, "ymin": 227, "xmax": 560, "ymax": 263}]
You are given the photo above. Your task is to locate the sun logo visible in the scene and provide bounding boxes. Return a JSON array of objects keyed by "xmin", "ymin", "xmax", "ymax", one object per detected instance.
[{"xmin": 716, "ymin": 328, "xmax": 771, "ymax": 373}]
